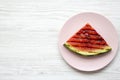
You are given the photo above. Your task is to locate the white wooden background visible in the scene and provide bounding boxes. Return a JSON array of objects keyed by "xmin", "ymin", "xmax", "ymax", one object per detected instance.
[{"xmin": 0, "ymin": 0, "xmax": 120, "ymax": 80}]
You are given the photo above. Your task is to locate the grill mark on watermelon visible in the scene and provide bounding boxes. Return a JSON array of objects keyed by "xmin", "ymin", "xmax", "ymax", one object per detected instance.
[
  {"xmin": 67, "ymin": 42, "xmax": 106, "ymax": 49},
  {"xmin": 90, "ymin": 40, "xmax": 107, "ymax": 45},
  {"xmin": 76, "ymin": 31, "xmax": 103, "ymax": 40},
  {"xmin": 78, "ymin": 30, "xmax": 98, "ymax": 35},
  {"xmin": 87, "ymin": 43, "xmax": 106, "ymax": 49},
  {"xmin": 68, "ymin": 38, "xmax": 89, "ymax": 43},
  {"xmin": 67, "ymin": 38, "xmax": 107, "ymax": 45},
  {"xmin": 89, "ymin": 35, "xmax": 102, "ymax": 40},
  {"xmin": 67, "ymin": 42, "xmax": 87, "ymax": 47}
]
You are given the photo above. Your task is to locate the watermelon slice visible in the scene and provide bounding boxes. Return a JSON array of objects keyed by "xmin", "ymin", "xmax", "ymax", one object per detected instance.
[{"xmin": 64, "ymin": 24, "xmax": 112, "ymax": 56}]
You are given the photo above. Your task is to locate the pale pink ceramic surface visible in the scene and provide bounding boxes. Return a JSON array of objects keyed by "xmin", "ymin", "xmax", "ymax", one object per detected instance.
[{"xmin": 58, "ymin": 12, "xmax": 119, "ymax": 71}]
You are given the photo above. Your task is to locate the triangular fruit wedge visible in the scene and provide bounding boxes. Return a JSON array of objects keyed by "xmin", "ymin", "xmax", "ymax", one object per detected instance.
[{"xmin": 64, "ymin": 24, "xmax": 112, "ymax": 56}]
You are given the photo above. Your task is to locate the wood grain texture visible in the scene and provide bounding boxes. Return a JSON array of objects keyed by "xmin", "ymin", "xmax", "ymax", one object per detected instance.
[{"xmin": 0, "ymin": 0, "xmax": 120, "ymax": 80}]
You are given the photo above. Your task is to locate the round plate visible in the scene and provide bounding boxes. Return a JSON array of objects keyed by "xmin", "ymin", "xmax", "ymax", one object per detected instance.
[{"xmin": 58, "ymin": 12, "xmax": 119, "ymax": 71}]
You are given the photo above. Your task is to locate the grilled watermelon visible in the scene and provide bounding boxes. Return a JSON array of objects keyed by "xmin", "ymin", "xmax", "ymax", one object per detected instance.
[{"xmin": 64, "ymin": 24, "xmax": 112, "ymax": 56}]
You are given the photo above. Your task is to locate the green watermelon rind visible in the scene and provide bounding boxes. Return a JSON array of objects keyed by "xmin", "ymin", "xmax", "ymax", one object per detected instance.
[{"xmin": 64, "ymin": 42, "xmax": 112, "ymax": 56}]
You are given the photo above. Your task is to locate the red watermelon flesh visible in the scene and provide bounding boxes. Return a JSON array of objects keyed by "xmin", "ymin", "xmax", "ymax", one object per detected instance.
[{"xmin": 64, "ymin": 24, "xmax": 112, "ymax": 56}]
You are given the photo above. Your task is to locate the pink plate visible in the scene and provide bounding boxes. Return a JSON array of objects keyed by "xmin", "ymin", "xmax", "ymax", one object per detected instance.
[{"xmin": 58, "ymin": 12, "xmax": 119, "ymax": 71}]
